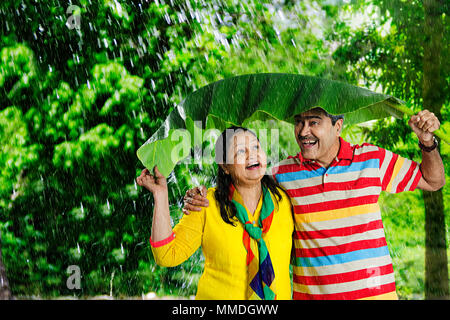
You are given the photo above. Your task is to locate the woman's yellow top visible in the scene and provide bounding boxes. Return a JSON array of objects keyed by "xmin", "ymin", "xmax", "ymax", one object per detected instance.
[{"xmin": 150, "ymin": 187, "xmax": 294, "ymax": 300}]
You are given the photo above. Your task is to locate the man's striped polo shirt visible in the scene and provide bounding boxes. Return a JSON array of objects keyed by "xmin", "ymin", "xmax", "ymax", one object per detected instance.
[{"xmin": 272, "ymin": 137, "xmax": 422, "ymax": 300}]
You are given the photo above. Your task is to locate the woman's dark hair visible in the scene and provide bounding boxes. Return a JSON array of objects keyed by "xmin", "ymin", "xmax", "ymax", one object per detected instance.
[{"xmin": 214, "ymin": 126, "xmax": 289, "ymax": 226}]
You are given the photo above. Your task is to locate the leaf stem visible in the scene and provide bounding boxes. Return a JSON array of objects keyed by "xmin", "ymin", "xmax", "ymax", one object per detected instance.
[{"xmin": 385, "ymin": 100, "xmax": 450, "ymax": 145}]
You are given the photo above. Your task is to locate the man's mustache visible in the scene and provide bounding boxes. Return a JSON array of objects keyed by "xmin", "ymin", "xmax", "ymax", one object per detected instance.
[{"xmin": 298, "ymin": 134, "xmax": 318, "ymax": 141}]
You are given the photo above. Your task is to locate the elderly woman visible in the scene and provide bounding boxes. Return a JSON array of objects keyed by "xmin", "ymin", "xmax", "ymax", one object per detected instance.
[{"xmin": 136, "ymin": 126, "xmax": 293, "ymax": 300}]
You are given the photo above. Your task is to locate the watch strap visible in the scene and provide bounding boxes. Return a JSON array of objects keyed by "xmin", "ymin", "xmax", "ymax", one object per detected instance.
[{"xmin": 419, "ymin": 136, "xmax": 438, "ymax": 152}]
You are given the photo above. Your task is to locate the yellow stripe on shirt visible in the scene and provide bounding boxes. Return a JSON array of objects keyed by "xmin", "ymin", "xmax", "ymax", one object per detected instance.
[
  {"xmin": 385, "ymin": 156, "xmax": 405, "ymax": 193},
  {"xmin": 295, "ymin": 203, "xmax": 381, "ymax": 224}
]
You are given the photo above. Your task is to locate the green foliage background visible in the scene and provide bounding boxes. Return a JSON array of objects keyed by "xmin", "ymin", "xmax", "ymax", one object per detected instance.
[{"xmin": 0, "ymin": 0, "xmax": 448, "ymax": 299}]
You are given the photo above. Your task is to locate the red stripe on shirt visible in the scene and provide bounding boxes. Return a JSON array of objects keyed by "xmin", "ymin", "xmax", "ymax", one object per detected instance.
[
  {"xmin": 409, "ymin": 167, "xmax": 422, "ymax": 191},
  {"xmin": 293, "ymin": 282, "xmax": 396, "ymax": 300},
  {"xmin": 288, "ymin": 177, "xmax": 381, "ymax": 197},
  {"xmin": 350, "ymin": 150, "xmax": 381, "ymax": 163},
  {"xmin": 295, "ymin": 237, "xmax": 388, "ymax": 258},
  {"xmin": 273, "ymin": 147, "xmax": 382, "ymax": 175},
  {"xmin": 395, "ymin": 161, "xmax": 418, "ymax": 193},
  {"xmin": 381, "ymin": 153, "xmax": 398, "ymax": 191},
  {"xmin": 294, "ymin": 220, "xmax": 384, "ymax": 240},
  {"xmin": 272, "ymin": 162, "xmax": 302, "ymax": 175},
  {"xmin": 293, "ymin": 195, "xmax": 379, "ymax": 214},
  {"xmin": 293, "ymin": 264, "xmax": 394, "ymax": 285}
]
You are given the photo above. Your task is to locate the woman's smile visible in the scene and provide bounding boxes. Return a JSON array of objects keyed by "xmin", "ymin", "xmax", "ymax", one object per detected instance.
[{"xmin": 246, "ymin": 161, "xmax": 261, "ymax": 170}]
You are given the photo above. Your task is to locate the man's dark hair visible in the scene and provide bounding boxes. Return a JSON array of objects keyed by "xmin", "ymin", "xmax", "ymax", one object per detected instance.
[
  {"xmin": 327, "ymin": 113, "xmax": 345, "ymax": 126},
  {"xmin": 297, "ymin": 107, "xmax": 344, "ymax": 126}
]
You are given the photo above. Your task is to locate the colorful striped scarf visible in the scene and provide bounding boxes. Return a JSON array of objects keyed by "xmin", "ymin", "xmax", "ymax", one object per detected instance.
[{"xmin": 229, "ymin": 184, "xmax": 277, "ymax": 300}]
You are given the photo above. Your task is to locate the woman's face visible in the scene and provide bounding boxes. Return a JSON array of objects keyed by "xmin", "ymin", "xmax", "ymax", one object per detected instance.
[{"xmin": 221, "ymin": 131, "xmax": 267, "ymax": 187}]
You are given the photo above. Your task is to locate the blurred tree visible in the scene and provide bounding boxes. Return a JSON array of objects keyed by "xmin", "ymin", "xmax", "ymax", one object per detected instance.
[
  {"xmin": 0, "ymin": 0, "xmax": 214, "ymax": 296},
  {"xmin": 6, "ymin": 0, "xmax": 439, "ymax": 298},
  {"xmin": 332, "ymin": 0, "xmax": 449, "ymax": 298},
  {"xmin": 0, "ymin": 0, "xmax": 337, "ymax": 297},
  {"xmin": 422, "ymin": 0, "xmax": 448, "ymax": 300},
  {"xmin": 0, "ymin": 239, "xmax": 11, "ymax": 299}
]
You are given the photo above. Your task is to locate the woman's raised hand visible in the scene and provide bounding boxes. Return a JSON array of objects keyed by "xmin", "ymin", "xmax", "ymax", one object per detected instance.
[{"xmin": 136, "ymin": 166, "xmax": 168, "ymax": 196}]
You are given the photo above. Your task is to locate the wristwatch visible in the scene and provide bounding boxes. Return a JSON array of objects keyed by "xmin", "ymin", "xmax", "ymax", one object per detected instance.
[{"xmin": 418, "ymin": 136, "xmax": 438, "ymax": 152}]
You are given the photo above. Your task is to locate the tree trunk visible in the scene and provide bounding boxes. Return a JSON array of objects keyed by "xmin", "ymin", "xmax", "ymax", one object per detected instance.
[
  {"xmin": 422, "ymin": 0, "xmax": 449, "ymax": 300},
  {"xmin": 424, "ymin": 190, "xmax": 449, "ymax": 299},
  {"xmin": 0, "ymin": 237, "xmax": 12, "ymax": 300}
]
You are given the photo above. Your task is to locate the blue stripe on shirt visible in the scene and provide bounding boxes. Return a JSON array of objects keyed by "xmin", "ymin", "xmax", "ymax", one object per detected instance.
[
  {"xmin": 295, "ymin": 246, "xmax": 390, "ymax": 268},
  {"xmin": 275, "ymin": 158, "xmax": 380, "ymax": 183}
]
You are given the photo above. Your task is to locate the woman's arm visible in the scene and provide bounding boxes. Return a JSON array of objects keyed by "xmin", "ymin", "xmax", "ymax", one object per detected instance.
[
  {"xmin": 137, "ymin": 166, "xmax": 205, "ymax": 267},
  {"xmin": 150, "ymin": 190, "xmax": 173, "ymax": 242},
  {"xmin": 136, "ymin": 166, "xmax": 172, "ymax": 242}
]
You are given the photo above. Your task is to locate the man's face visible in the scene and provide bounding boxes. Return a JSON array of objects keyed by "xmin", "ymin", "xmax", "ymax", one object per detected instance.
[{"xmin": 294, "ymin": 109, "xmax": 343, "ymax": 167}]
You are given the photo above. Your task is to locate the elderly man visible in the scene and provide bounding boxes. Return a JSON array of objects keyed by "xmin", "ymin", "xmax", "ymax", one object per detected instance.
[{"xmin": 183, "ymin": 108, "xmax": 445, "ymax": 300}]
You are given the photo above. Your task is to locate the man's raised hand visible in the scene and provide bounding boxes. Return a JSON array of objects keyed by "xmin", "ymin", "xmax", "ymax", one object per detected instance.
[{"xmin": 408, "ymin": 109, "xmax": 440, "ymax": 146}]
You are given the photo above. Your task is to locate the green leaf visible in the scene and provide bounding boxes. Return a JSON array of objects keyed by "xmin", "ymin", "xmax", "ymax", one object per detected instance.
[{"xmin": 137, "ymin": 73, "xmax": 449, "ymax": 177}]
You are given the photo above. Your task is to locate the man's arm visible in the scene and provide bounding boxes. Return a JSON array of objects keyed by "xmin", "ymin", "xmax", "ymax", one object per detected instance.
[
  {"xmin": 409, "ymin": 110, "xmax": 446, "ymax": 191},
  {"xmin": 416, "ymin": 147, "xmax": 445, "ymax": 191}
]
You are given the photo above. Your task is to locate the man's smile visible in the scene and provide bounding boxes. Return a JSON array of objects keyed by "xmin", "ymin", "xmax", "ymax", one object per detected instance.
[{"xmin": 299, "ymin": 135, "xmax": 319, "ymax": 149}]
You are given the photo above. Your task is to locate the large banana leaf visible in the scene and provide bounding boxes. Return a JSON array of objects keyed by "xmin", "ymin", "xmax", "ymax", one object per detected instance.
[{"xmin": 137, "ymin": 73, "xmax": 448, "ymax": 177}]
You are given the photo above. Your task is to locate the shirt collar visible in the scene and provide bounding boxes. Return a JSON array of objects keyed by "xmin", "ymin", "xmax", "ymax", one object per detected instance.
[
  {"xmin": 336, "ymin": 137, "xmax": 353, "ymax": 161},
  {"xmin": 295, "ymin": 137, "xmax": 353, "ymax": 164}
]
